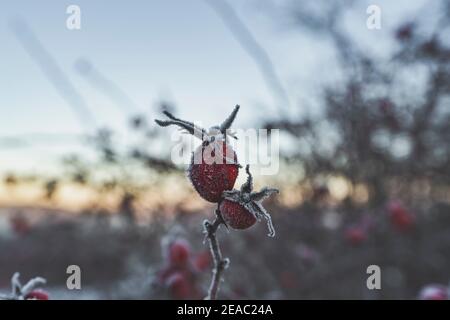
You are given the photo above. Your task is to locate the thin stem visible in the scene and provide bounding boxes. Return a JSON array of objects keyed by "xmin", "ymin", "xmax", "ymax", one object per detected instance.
[{"xmin": 203, "ymin": 207, "xmax": 228, "ymax": 300}]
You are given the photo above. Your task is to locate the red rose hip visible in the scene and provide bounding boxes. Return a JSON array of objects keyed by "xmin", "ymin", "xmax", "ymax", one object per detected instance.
[
  {"xmin": 221, "ymin": 165, "xmax": 278, "ymax": 236},
  {"xmin": 193, "ymin": 250, "xmax": 212, "ymax": 272},
  {"xmin": 189, "ymin": 142, "xmax": 239, "ymax": 202},
  {"xmin": 387, "ymin": 200, "xmax": 414, "ymax": 231},
  {"xmin": 344, "ymin": 226, "xmax": 367, "ymax": 245},
  {"xmin": 155, "ymin": 105, "xmax": 241, "ymax": 203},
  {"xmin": 418, "ymin": 284, "xmax": 448, "ymax": 300},
  {"xmin": 168, "ymin": 239, "xmax": 191, "ymax": 267},
  {"xmin": 166, "ymin": 272, "xmax": 192, "ymax": 300},
  {"xmin": 25, "ymin": 289, "xmax": 49, "ymax": 300},
  {"xmin": 220, "ymin": 199, "xmax": 256, "ymax": 230}
]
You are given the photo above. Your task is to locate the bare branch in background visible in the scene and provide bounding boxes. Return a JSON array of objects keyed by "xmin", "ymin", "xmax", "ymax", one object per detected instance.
[
  {"xmin": 264, "ymin": 0, "xmax": 450, "ymax": 201},
  {"xmin": 205, "ymin": 0, "xmax": 290, "ymax": 111},
  {"xmin": 74, "ymin": 58, "xmax": 142, "ymax": 115},
  {"xmin": 0, "ymin": 132, "xmax": 85, "ymax": 149},
  {"xmin": 9, "ymin": 19, "xmax": 97, "ymax": 132}
]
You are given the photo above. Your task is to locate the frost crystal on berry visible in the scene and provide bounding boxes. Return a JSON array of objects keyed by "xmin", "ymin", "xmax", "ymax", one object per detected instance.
[{"xmin": 222, "ymin": 165, "xmax": 279, "ymax": 237}]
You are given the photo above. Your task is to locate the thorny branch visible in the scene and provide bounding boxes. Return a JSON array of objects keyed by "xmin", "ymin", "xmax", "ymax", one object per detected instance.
[{"xmin": 203, "ymin": 207, "xmax": 229, "ymax": 300}]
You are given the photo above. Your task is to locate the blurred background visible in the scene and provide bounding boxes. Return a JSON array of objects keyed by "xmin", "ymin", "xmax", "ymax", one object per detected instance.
[{"xmin": 0, "ymin": 0, "xmax": 449, "ymax": 299}]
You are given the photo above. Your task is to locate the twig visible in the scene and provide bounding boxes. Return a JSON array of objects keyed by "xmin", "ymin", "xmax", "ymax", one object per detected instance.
[{"xmin": 203, "ymin": 207, "xmax": 229, "ymax": 300}]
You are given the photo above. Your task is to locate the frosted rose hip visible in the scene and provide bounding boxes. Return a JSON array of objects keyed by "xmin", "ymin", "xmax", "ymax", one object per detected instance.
[
  {"xmin": 221, "ymin": 165, "xmax": 278, "ymax": 237},
  {"xmin": 25, "ymin": 289, "xmax": 49, "ymax": 300},
  {"xmin": 220, "ymin": 199, "xmax": 257, "ymax": 230},
  {"xmin": 189, "ymin": 142, "xmax": 239, "ymax": 203},
  {"xmin": 155, "ymin": 106, "xmax": 241, "ymax": 203},
  {"xmin": 168, "ymin": 239, "xmax": 191, "ymax": 267}
]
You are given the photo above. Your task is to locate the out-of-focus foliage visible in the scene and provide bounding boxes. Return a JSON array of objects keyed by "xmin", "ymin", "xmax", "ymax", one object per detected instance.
[{"xmin": 264, "ymin": 0, "xmax": 450, "ymax": 205}]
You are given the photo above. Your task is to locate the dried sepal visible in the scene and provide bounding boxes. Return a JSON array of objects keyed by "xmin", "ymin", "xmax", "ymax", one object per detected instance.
[
  {"xmin": 240, "ymin": 165, "xmax": 253, "ymax": 193},
  {"xmin": 250, "ymin": 187, "xmax": 279, "ymax": 202},
  {"xmin": 222, "ymin": 189, "xmax": 240, "ymax": 202},
  {"xmin": 220, "ymin": 105, "xmax": 240, "ymax": 134},
  {"xmin": 11, "ymin": 272, "xmax": 21, "ymax": 297},
  {"xmin": 154, "ymin": 118, "xmax": 207, "ymax": 140},
  {"xmin": 155, "ymin": 106, "xmax": 241, "ymax": 144},
  {"xmin": 253, "ymin": 202, "xmax": 276, "ymax": 237},
  {"xmin": 21, "ymin": 276, "xmax": 47, "ymax": 297}
]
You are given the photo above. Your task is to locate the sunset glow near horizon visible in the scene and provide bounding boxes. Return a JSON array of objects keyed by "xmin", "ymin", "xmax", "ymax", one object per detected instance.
[{"xmin": 0, "ymin": 0, "xmax": 436, "ymax": 209}]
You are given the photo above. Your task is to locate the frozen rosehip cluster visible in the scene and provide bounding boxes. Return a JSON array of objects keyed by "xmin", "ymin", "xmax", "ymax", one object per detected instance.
[
  {"xmin": 155, "ymin": 106, "xmax": 279, "ymax": 299},
  {"xmin": 155, "ymin": 105, "xmax": 279, "ymax": 235},
  {"xmin": 0, "ymin": 273, "xmax": 49, "ymax": 300},
  {"xmin": 157, "ymin": 237, "xmax": 211, "ymax": 299}
]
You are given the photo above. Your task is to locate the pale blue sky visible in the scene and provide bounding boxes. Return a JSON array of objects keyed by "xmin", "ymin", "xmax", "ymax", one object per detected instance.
[{"xmin": 0, "ymin": 0, "xmax": 434, "ymax": 174}]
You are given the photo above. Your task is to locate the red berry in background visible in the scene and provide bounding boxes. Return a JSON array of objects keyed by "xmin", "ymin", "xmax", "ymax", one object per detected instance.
[
  {"xmin": 344, "ymin": 226, "xmax": 367, "ymax": 245},
  {"xmin": 220, "ymin": 199, "xmax": 257, "ymax": 230},
  {"xmin": 189, "ymin": 142, "xmax": 239, "ymax": 202},
  {"xmin": 296, "ymin": 244, "xmax": 320, "ymax": 265},
  {"xmin": 418, "ymin": 284, "xmax": 448, "ymax": 300},
  {"xmin": 279, "ymin": 271, "xmax": 299, "ymax": 290},
  {"xmin": 25, "ymin": 289, "xmax": 49, "ymax": 300},
  {"xmin": 221, "ymin": 165, "xmax": 278, "ymax": 236},
  {"xmin": 155, "ymin": 105, "xmax": 241, "ymax": 203},
  {"xmin": 229, "ymin": 286, "xmax": 246, "ymax": 299},
  {"xmin": 10, "ymin": 214, "xmax": 31, "ymax": 236},
  {"xmin": 166, "ymin": 272, "xmax": 192, "ymax": 300},
  {"xmin": 395, "ymin": 22, "xmax": 414, "ymax": 41},
  {"xmin": 168, "ymin": 239, "xmax": 191, "ymax": 267},
  {"xmin": 387, "ymin": 201, "xmax": 415, "ymax": 231},
  {"xmin": 193, "ymin": 250, "xmax": 212, "ymax": 272}
]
